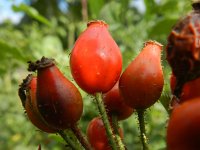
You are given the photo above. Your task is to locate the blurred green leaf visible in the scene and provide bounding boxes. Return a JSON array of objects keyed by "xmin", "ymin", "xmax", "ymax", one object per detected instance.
[
  {"xmin": 88, "ymin": 0, "xmax": 105, "ymax": 19},
  {"xmin": 144, "ymin": 0, "xmax": 157, "ymax": 15},
  {"xmin": 0, "ymin": 40, "xmax": 26, "ymax": 61},
  {"xmin": 99, "ymin": 1, "xmax": 122, "ymax": 23},
  {"xmin": 12, "ymin": 4, "xmax": 51, "ymax": 26},
  {"xmin": 148, "ymin": 17, "xmax": 178, "ymax": 37}
]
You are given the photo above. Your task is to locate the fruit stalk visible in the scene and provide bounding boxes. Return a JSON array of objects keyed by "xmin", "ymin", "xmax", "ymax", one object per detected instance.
[
  {"xmin": 112, "ymin": 115, "xmax": 126, "ymax": 150},
  {"xmin": 137, "ymin": 109, "xmax": 149, "ymax": 150},
  {"xmin": 94, "ymin": 93, "xmax": 118, "ymax": 150},
  {"xmin": 71, "ymin": 124, "xmax": 92, "ymax": 150},
  {"xmin": 58, "ymin": 130, "xmax": 81, "ymax": 150}
]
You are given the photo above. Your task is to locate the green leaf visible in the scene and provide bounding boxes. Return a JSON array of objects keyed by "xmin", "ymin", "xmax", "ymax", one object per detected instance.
[
  {"xmin": 159, "ymin": 0, "xmax": 179, "ymax": 15},
  {"xmin": 88, "ymin": 0, "xmax": 105, "ymax": 18},
  {"xmin": 99, "ymin": 1, "xmax": 121, "ymax": 24},
  {"xmin": 12, "ymin": 4, "xmax": 51, "ymax": 26},
  {"xmin": 0, "ymin": 40, "xmax": 26, "ymax": 61},
  {"xmin": 148, "ymin": 17, "xmax": 178, "ymax": 37},
  {"xmin": 159, "ymin": 0, "xmax": 191, "ymax": 17},
  {"xmin": 144, "ymin": 0, "xmax": 156, "ymax": 14}
]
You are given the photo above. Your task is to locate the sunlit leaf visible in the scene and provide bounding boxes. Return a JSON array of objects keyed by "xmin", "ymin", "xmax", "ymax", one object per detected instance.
[{"xmin": 12, "ymin": 4, "xmax": 51, "ymax": 26}]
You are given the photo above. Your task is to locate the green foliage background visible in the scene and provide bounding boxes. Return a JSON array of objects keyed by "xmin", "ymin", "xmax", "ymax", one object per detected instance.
[{"xmin": 0, "ymin": 0, "xmax": 191, "ymax": 149}]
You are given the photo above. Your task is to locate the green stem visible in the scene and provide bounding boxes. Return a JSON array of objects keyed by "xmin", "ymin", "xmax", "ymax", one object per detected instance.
[
  {"xmin": 71, "ymin": 124, "xmax": 92, "ymax": 150},
  {"xmin": 137, "ymin": 109, "xmax": 149, "ymax": 150},
  {"xmin": 112, "ymin": 115, "xmax": 126, "ymax": 150},
  {"xmin": 58, "ymin": 130, "xmax": 81, "ymax": 150},
  {"xmin": 94, "ymin": 93, "xmax": 118, "ymax": 150}
]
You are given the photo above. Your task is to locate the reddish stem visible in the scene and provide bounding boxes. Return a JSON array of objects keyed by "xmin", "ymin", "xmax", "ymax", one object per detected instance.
[{"xmin": 71, "ymin": 124, "xmax": 92, "ymax": 150}]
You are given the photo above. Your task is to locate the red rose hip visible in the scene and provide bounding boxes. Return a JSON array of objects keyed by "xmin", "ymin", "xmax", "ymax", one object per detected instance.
[
  {"xmin": 167, "ymin": 98, "xmax": 200, "ymax": 150},
  {"xmin": 87, "ymin": 117, "xmax": 123, "ymax": 150},
  {"xmin": 103, "ymin": 82, "xmax": 134, "ymax": 120},
  {"xmin": 119, "ymin": 41, "xmax": 164, "ymax": 109},
  {"xmin": 70, "ymin": 20, "xmax": 122, "ymax": 94},
  {"xmin": 170, "ymin": 74, "xmax": 200, "ymax": 103}
]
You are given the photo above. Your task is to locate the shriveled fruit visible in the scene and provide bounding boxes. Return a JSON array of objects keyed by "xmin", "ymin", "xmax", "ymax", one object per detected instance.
[
  {"xmin": 119, "ymin": 41, "xmax": 164, "ymax": 109},
  {"xmin": 166, "ymin": 2, "xmax": 200, "ymax": 97},
  {"xmin": 28, "ymin": 57, "xmax": 83, "ymax": 130},
  {"xmin": 87, "ymin": 117, "xmax": 123, "ymax": 150},
  {"xmin": 167, "ymin": 97, "xmax": 200, "ymax": 150},
  {"xmin": 70, "ymin": 20, "xmax": 122, "ymax": 94},
  {"xmin": 103, "ymin": 82, "xmax": 134, "ymax": 120},
  {"xmin": 18, "ymin": 74, "xmax": 56, "ymax": 133}
]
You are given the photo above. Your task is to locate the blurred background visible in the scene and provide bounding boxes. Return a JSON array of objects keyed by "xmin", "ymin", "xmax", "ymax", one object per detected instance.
[{"xmin": 0, "ymin": 0, "xmax": 191, "ymax": 149}]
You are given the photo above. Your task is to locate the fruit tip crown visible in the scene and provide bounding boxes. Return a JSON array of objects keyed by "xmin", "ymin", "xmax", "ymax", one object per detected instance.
[
  {"xmin": 18, "ymin": 74, "xmax": 34, "ymax": 108},
  {"xmin": 19, "ymin": 74, "xmax": 34, "ymax": 89},
  {"xmin": 144, "ymin": 40, "xmax": 163, "ymax": 48},
  {"xmin": 28, "ymin": 56, "xmax": 55, "ymax": 72},
  {"xmin": 87, "ymin": 20, "xmax": 108, "ymax": 27}
]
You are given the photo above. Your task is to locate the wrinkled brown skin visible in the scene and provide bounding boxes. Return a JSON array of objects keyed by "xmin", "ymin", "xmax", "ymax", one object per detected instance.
[
  {"xmin": 70, "ymin": 20, "xmax": 122, "ymax": 94},
  {"xmin": 166, "ymin": 8, "xmax": 200, "ymax": 82},
  {"xmin": 119, "ymin": 41, "xmax": 164, "ymax": 109},
  {"xmin": 167, "ymin": 98, "xmax": 200, "ymax": 150},
  {"xmin": 87, "ymin": 117, "xmax": 123, "ymax": 150},
  {"xmin": 103, "ymin": 82, "xmax": 134, "ymax": 120},
  {"xmin": 24, "ymin": 77, "xmax": 57, "ymax": 133},
  {"xmin": 37, "ymin": 65, "xmax": 83, "ymax": 130}
]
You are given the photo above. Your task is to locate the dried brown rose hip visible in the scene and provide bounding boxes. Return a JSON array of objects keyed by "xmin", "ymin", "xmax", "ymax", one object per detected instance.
[
  {"xmin": 18, "ymin": 74, "xmax": 57, "ymax": 133},
  {"xmin": 166, "ymin": 1, "xmax": 200, "ymax": 98},
  {"xmin": 28, "ymin": 57, "xmax": 83, "ymax": 130}
]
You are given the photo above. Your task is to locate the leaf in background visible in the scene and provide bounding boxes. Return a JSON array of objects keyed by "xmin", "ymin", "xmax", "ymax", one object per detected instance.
[
  {"xmin": 160, "ymin": 0, "xmax": 191, "ymax": 16},
  {"xmin": 0, "ymin": 61, "xmax": 7, "ymax": 76},
  {"xmin": 159, "ymin": 90, "xmax": 171, "ymax": 114},
  {"xmin": 144, "ymin": 0, "xmax": 156, "ymax": 15},
  {"xmin": 31, "ymin": 35, "xmax": 64, "ymax": 59},
  {"xmin": 99, "ymin": 1, "xmax": 121, "ymax": 24},
  {"xmin": 148, "ymin": 17, "xmax": 178, "ymax": 38},
  {"xmin": 159, "ymin": 0, "xmax": 179, "ymax": 16},
  {"xmin": 0, "ymin": 40, "xmax": 27, "ymax": 76},
  {"xmin": 0, "ymin": 40, "xmax": 26, "ymax": 61},
  {"xmin": 12, "ymin": 4, "xmax": 51, "ymax": 27},
  {"xmin": 88, "ymin": 0, "xmax": 105, "ymax": 19}
]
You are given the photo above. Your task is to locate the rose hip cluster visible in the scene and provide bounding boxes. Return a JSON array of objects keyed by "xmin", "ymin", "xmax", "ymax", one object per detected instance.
[
  {"xmin": 18, "ymin": 1, "xmax": 200, "ymax": 147},
  {"xmin": 19, "ymin": 19, "xmax": 164, "ymax": 150},
  {"xmin": 166, "ymin": 2, "xmax": 200, "ymax": 150}
]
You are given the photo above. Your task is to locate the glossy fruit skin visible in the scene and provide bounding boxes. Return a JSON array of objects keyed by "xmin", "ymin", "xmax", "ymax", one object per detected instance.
[
  {"xmin": 28, "ymin": 57, "xmax": 83, "ymax": 130},
  {"xmin": 70, "ymin": 20, "xmax": 122, "ymax": 94},
  {"xmin": 167, "ymin": 98, "xmax": 200, "ymax": 150},
  {"xmin": 19, "ymin": 75, "xmax": 56, "ymax": 133},
  {"xmin": 87, "ymin": 117, "xmax": 123, "ymax": 150},
  {"xmin": 119, "ymin": 41, "xmax": 164, "ymax": 109},
  {"xmin": 103, "ymin": 82, "xmax": 134, "ymax": 120},
  {"xmin": 170, "ymin": 74, "xmax": 200, "ymax": 103}
]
